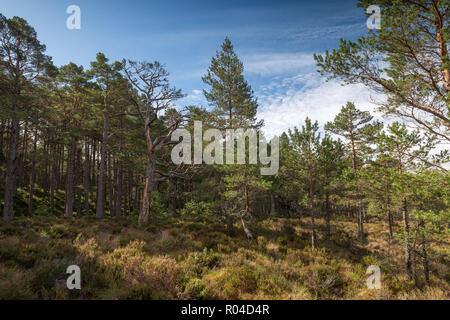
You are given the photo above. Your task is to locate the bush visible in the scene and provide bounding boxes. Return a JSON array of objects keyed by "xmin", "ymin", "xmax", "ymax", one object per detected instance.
[
  {"xmin": 223, "ymin": 266, "xmax": 259, "ymax": 298},
  {"xmin": 48, "ymin": 224, "xmax": 77, "ymax": 239},
  {"xmin": 179, "ymin": 201, "xmax": 212, "ymax": 216},
  {"xmin": 29, "ymin": 260, "xmax": 67, "ymax": 299},
  {"xmin": 185, "ymin": 248, "xmax": 221, "ymax": 276},
  {"xmin": 182, "ymin": 278, "xmax": 208, "ymax": 299}
]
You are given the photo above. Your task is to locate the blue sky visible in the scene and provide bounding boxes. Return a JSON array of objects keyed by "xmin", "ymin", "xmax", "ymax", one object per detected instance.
[{"xmin": 0, "ymin": 0, "xmax": 380, "ymax": 136}]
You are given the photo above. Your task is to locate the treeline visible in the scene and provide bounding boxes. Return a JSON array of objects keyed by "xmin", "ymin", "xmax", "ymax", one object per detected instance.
[{"xmin": 1, "ymin": 0, "xmax": 449, "ymax": 289}]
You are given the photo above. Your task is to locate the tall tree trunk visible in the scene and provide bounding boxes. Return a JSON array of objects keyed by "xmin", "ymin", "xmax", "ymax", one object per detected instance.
[
  {"xmin": 83, "ymin": 140, "xmax": 90, "ymax": 215},
  {"xmin": 418, "ymin": 219, "xmax": 430, "ymax": 285},
  {"xmin": 325, "ymin": 192, "xmax": 331, "ymax": 239},
  {"xmin": 387, "ymin": 210, "xmax": 394, "ymax": 240},
  {"xmin": 139, "ymin": 154, "xmax": 155, "ymax": 227},
  {"xmin": 134, "ymin": 183, "xmax": 139, "ymax": 213},
  {"xmin": 270, "ymin": 193, "xmax": 276, "ymax": 215},
  {"xmin": 43, "ymin": 138, "xmax": 49, "ymax": 197},
  {"xmin": 65, "ymin": 136, "xmax": 77, "ymax": 218},
  {"xmin": 358, "ymin": 208, "xmax": 365, "ymax": 242},
  {"xmin": 241, "ymin": 183, "xmax": 253, "ymax": 240},
  {"xmin": 108, "ymin": 153, "xmax": 114, "ymax": 215},
  {"xmin": 50, "ymin": 144, "xmax": 57, "ymax": 214},
  {"xmin": 0, "ymin": 120, "xmax": 4, "ymax": 155},
  {"xmin": 0, "ymin": 120, "xmax": 5, "ymax": 181},
  {"xmin": 96, "ymin": 113, "xmax": 108, "ymax": 218},
  {"xmin": 75, "ymin": 146, "xmax": 82, "ymax": 217},
  {"xmin": 3, "ymin": 115, "xmax": 20, "ymax": 221},
  {"xmin": 18, "ymin": 122, "xmax": 28, "ymax": 188},
  {"xmin": 139, "ymin": 123, "xmax": 157, "ymax": 227},
  {"xmin": 241, "ymin": 213, "xmax": 253, "ymax": 240},
  {"xmin": 123, "ymin": 167, "xmax": 128, "ymax": 216},
  {"xmin": 402, "ymin": 199, "xmax": 412, "ymax": 278},
  {"xmin": 58, "ymin": 145, "xmax": 64, "ymax": 190},
  {"xmin": 28, "ymin": 129, "xmax": 38, "ymax": 216},
  {"xmin": 309, "ymin": 166, "xmax": 317, "ymax": 249},
  {"xmin": 432, "ymin": 0, "xmax": 450, "ymax": 91},
  {"xmin": 114, "ymin": 160, "xmax": 122, "ymax": 217}
]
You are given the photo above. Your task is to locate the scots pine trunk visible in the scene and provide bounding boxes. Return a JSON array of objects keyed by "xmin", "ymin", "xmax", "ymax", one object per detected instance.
[
  {"xmin": 270, "ymin": 193, "xmax": 276, "ymax": 215},
  {"xmin": 387, "ymin": 210, "xmax": 394, "ymax": 240},
  {"xmin": 402, "ymin": 199, "xmax": 412, "ymax": 278},
  {"xmin": 96, "ymin": 113, "xmax": 108, "ymax": 218},
  {"xmin": 139, "ymin": 158, "xmax": 155, "ymax": 226},
  {"xmin": 28, "ymin": 129, "xmax": 38, "ymax": 216},
  {"xmin": 83, "ymin": 140, "xmax": 90, "ymax": 215},
  {"xmin": 325, "ymin": 192, "xmax": 331, "ymax": 239},
  {"xmin": 108, "ymin": 153, "xmax": 114, "ymax": 215},
  {"xmin": 309, "ymin": 168, "xmax": 317, "ymax": 249},
  {"xmin": 3, "ymin": 114, "xmax": 20, "ymax": 221},
  {"xmin": 114, "ymin": 160, "xmax": 122, "ymax": 217},
  {"xmin": 241, "ymin": 184, "xmax": 253, "ymax": 240},
  {"xmin": 357, "ymin": 208, "xmax": 365, "ymax": 242},
  {"xmin": 50, "ymin": 144, "xmax": 57, "ymax": 214},
  {"xmin": 65, "ymin": 136, "xmax": 77, "ymax": 218},
  {"xmin": 75, "ymin": 146, "xmax": 82, "ymax": 216}
]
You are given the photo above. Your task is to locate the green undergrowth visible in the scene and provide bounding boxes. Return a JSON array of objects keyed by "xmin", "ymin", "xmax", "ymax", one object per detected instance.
[{"xmin": 0, "ymin": 214, "xmax": 448, "ymax": 300}]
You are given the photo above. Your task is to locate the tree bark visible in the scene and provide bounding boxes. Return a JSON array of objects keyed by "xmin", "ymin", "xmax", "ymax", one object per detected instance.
[
  {"xmin": 75, "ymin": 146, "xmax": 82, "ymax": 217},
  {"xmin": 83, "ymin": 140, "xmax": 90, "ymax": 215},
  {"xmin": 432, "ymin": 0, "xmax": 450, "ymax": 91},
  {"xmin": 65, "ymin": 136, "xmax": 77, "ymax": 218},
  {"xmin": 3, "ymin": 115, "xmax": 20, "ymax": 221},
  {"xmin": 270, "ymin": 193, "xmax": 276, "ymax": 215},
  {"xmin": 358, "ymin": 208, "xmax": 365, "ymax": 242},
  {"xmin": 309, "ymin": 166, "xmax": 317, "ymax": 249},
  {"xmin": 325, "ymin": 192, "xmax": 331, "ymax": 239},
  {"xmin": 50, "ymin": 144, "xmax": 57, "ymax": 214},
  {"xmin": 139, "ymin": 155, "xmax": 155, "ymax": 227},
  {"xmin": 387, "ymin": 210, "xmax": 394, "ymax": 240},
  {"xmin": 114, "ymin": 160, "xmax": 122, "ymax": 217},
  {"xmin": 108, "ymin": 152, "xmax": 114, "ymax": 215},
  {"xmin": 96, "ymin": 113, "xmax": 108, "ymax": 218},
  {"xmin": 402, "ymin": 199, "xmax": 413, "ymax": 278},
  {"xmin": 28, "ymin": 129, "xmax": 38, "ymax": 216},
  {"xmin": 241, "ymin": 214, "xmax": 253, "ymax": 240}
]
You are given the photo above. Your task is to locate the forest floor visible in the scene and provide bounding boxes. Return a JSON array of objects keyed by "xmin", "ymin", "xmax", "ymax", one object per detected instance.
[{"xmin": 0, "ymin": 208, "xmax": 449, "ymax": 300}]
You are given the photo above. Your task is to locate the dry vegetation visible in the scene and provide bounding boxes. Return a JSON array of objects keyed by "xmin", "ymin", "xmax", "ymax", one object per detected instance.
[{"xmin": 1, "ymin": 212, "xmax": 448, "ymax": 300}]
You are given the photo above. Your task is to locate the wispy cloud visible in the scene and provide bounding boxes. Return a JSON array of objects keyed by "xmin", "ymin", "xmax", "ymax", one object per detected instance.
[
  {"xmin": 285, "ymin": 23, "xmax": 366, "ymax": 43},
  {"xmin": 243, "ymin": 53, "xmax": 316, "ymax": 76},
  {"xmin": 257, "ymin": 73, "xmax": 385, "ymax": 138},
  {"xmin": 179, "ymin": 89, "xmax": 206, "ymax": 106}
]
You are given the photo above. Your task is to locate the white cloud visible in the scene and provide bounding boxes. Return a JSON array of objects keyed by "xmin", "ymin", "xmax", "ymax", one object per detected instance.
[
  {"xmin": 180, "ymin": 89, "xmax": 206, "ymax": 106},
  {"xmin": 243, "ymin": 53, "xmax": 316, "ymax": 76},
  {"xmin": 257, "ymin": 74, "xmax": 385, "ymax": 138}
]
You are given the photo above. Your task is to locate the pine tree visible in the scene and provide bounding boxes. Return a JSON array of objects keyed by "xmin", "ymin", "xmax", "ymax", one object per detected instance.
[
  {"xmin": 123, "ymin": 60, "xmax": 184, "ymax": 227},
  {"xmin": 377, "ymin": 121, "xmax": 444, "ymax": 279},
  {"xmin": 88, "ymin": 53, "xmax": 123, "ymax": 218},
  {"xmin": 287, "ymin": 118, "xmax": 321, "ymax": 248},
  {"xmin": 202, "ymin": 37, "xmax": 265, "ymax": 239},
  {"xmin": 202, "ymin": 37, "xmax": 262, "ymax": 130},
  {"xmin": 58, "ymin": 62, "xmax": 90, "ymax": 218},
  {"xmin": 0, "ymin": 14, "xmax": 53, "ymax": 221},
  {"xmin": 317, "ymin": 135, "xmax": 345, "ymax": 239},
  {"xmin": 315, "ymin": 0, "xmax": 449, "ymax": 142},
  {"xmin": 325, "ymin": 102, "xmax": 382, "ymax": 242}
]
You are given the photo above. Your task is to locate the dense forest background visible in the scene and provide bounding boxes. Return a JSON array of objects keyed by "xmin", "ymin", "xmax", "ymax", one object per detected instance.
[{"xmin": 0, "ymin": 0, "xmax": 449, "ymax": 300}]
